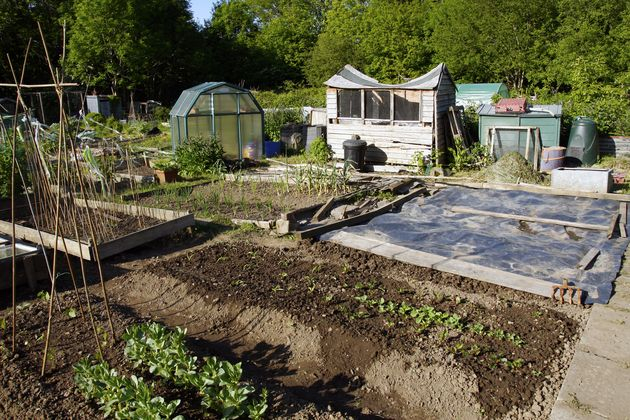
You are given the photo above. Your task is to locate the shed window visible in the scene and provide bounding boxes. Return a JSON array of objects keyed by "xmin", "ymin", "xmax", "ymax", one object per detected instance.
[
  {"xmin": 338, "ymin": 90, "xmax": 361, "ymax": 118},
  {"xmin": 394, "ymin": 90, "xmax": 419, "ymax": 121},
  {"xmin": 365, "ymin": 90, "xmax": 390, "ymax": 120}
]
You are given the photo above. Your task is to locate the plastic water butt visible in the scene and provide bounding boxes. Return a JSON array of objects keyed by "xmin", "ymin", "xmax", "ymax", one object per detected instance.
[{"xmin": 343, "ymin": 138, "xmax": 368, "ymax": 171}]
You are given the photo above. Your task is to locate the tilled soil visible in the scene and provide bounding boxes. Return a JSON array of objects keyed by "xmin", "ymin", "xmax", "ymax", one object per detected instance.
[
  {"xmin": 0, "ymin": 237, "xmax": 588, "ymax": 419},
  {"xmin": 0, "ymin": 293, "xmax": 344, "ymax": 419},
  {"xmin": 137, "ymin": 181, "xmax": 338, "ymax": 221},
  {"xmin": 18, "ymin": 210, "xmax": 163, "ymax": 243},
  {"xmin": 136, "ymin": 240, "xmax": 584, "ymax": 419}
]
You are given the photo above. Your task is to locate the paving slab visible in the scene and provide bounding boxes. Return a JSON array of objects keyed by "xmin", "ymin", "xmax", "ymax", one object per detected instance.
[{"xmin": 551, "ymin": 269, "xmax": 630, "ymax": 420}]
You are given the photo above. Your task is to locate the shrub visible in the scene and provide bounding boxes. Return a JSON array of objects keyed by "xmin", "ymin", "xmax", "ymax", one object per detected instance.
[
  {"xmin": 448, "ymin": 135, "xmax": 494, "ymax": 172},
  {"xmin": 105, "ymin": 116, "xmax": 123, "ymax": 133},
  {"xmin": 85, "ymin": 112, "xmax": 105, "ymax": 125},
  {"xmin": 264, "ymin": 108, "xmax": 303, "ymax": 142},
  {"xmin": 307, "ymin": 136, "xmax": 333, "ymax": 165},
  {"xmin": 175, "ymin": 136, "xmax": 225, "ymax": 177},
  {"xmin": 152, "ymin": 158, "xmax": 178, "ymax": 171},
  {"xmin": 152, "ymin": 106, "xmax": 171, "ymax": 122},
  {"xmin": 0, "ymin": 139, "xmax": 27, "ymax": 198}
]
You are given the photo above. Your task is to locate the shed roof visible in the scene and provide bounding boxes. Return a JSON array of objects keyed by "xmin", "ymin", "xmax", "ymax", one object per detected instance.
[
  {"xmin": 456, "ymin": 83, "xmax": 509, "ymax": 106},
  {"xmin": 477, "ymin": 103, "xmax": 562, "ymax": 118},
  {"xmin": 170, "ymin": 82, "xmax": 254, "ymax": 117},
  {"xmin": 324, "ymin": 63, "xmax": 451, "ymax": 90}
]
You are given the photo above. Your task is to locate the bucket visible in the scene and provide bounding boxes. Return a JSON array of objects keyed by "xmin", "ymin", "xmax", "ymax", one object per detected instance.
[
  {"xmin": 540, "ymin": 146, "xmax": 566, "ymax": 171},
  {"xmin": 264, "ymin": 141, "xmax": 282, "ymax": 158}
]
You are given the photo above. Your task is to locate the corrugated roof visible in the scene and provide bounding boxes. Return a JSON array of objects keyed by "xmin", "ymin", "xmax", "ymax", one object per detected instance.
[
  {"xmin": 324, "ymin": 63, "xmax": 449, "ymax": 90},
  {"xmin": 477, "ymin": 103, "xmax": 563, "ymax": 117},
  {"xmin": 456, "ymin": 83, "xmax": 508, "ymax": 95}
]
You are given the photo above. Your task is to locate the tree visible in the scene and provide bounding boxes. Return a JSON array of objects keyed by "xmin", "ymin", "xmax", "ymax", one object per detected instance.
[
  {"xmin": 428, "ymin": 0, "xmax": 557, "ymax": 91},
  {"xmin": 0, "ymin": 0, "xmax": 70, "ymax": 86},
  {"xmin": 65, "ymin": 0, "xmax": 200, "ymax": 100}
]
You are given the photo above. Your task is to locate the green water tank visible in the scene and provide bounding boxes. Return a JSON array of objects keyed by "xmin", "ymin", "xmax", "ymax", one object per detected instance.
[{"xmin": 566, "ymin": 117, "xmax": 598, "ymax": 166}]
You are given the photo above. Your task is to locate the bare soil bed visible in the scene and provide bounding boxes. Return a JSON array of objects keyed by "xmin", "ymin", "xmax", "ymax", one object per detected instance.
[
  {"xmin": 136, "ymin": 180, "xmax": 340, "ymax": 221},
  {"xmin": 16, "ymin": 210, "xmax": 162, "ymax": 242},
  {"xmin": 0, "ymin": 237, "xmax": 588, "ymax": 419}
]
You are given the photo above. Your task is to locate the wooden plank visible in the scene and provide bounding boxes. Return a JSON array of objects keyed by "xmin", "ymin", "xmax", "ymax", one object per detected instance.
[
  {"xmin": 620, "ymin": 202, "xmax": 628, "ymax": 238},
  {"xmin": 576, "ymin": 248, "xmax": 601, "ymax": 270},
  {"xmin": 0, "ymin": 219, "xmax": 90, "ymax": 259},
  {"xmin": 433, "ymin": 180, "xmax": 630, "ymax": 202},
  {"xmin": 312, "ymin": 197, "xmax": 336, "ymax": 222},
  {"xmin": 450, "ymin": 206, "xmax": 609, "ymax": 231},
  {"xmin": 96, "ymin": 213, "xmax": 194, "ymax": 259},
  {"xmin": 608, "ymin": 213, "xmax": 620, "ymax": 239},
  {"xmin": 327, "ymin": 231, "xmax": 553, "ymax": 298},
  {"xmin": 296, "ymin": 187, "xmax": 426, "ymax": 240}
]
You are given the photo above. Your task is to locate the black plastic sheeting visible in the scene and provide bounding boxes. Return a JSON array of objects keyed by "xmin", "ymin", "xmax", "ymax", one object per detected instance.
[{"xmin": 322, "ymin": 186, "xmax": 629, "ymax": 304}]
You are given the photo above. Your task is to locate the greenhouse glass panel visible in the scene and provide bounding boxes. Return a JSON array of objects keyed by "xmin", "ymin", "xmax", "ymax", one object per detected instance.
[
  {"xmin": 365, "ymin": 90, "xmax": 390, "ymax": 120},
  {"xmin": 187, "ymin": 116, "xmax": 212, "ymax": 138},
  {"xmin": 190, "ymin": 94, "xmax": 211, "ymax": 115},
  {"xmin": 239, "ymin": 94, "xmax": 259, "ymax": 113},
  {"xmin": 214, "ymin": 94, "xmax": 238, "ymax": 114},
  {"xmin": 394, "ymin": 90, "xmax": 420, "ymax": 121},
  {"xmin": 215, "ymin": 115, "xmax": 239, "ymax": 158},
  {"xmin": 240, "ymin": 114, "xmax": 263, "ymax": 159},
  {"xmin": 178, "ymin": 117, "xmax": 186, "ymax": 140}
]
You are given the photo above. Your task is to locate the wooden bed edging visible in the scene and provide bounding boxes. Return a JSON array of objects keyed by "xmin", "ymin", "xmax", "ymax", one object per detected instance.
[
  {"xmin": 295, "ymin": 187, "xmax": 426, "ymax": 240},
  {"xmin": 327, "ymin": 231, "xmax": 557, "ymax": 299},
  {"xmin": 0, "ymin": 200, "xmax": 194, "ymax": 261}
]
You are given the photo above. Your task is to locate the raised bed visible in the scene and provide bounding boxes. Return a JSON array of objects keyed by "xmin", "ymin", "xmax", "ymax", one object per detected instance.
[{"xmin": 0, "ymin": 200, "xmax": 194, "ymax": 261}]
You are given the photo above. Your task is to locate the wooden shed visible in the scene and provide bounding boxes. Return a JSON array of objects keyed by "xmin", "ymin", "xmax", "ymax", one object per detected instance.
[{"xmin": 324, "ymin": 63, "xmax": 455, "ymax": 165}]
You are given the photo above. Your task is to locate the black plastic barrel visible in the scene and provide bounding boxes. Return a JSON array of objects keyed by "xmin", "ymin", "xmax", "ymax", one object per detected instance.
[
  {"xmin": 343, "ymin": 139, "xmax": 367, "ymax": 171},
  {"xmin": 566, "ymin": 117, "xmax": 598, "ymax": 166}
]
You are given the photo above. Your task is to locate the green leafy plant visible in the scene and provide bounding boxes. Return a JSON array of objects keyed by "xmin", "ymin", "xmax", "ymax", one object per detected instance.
[
  {"xmin": 176, "ymin": 136, "xmax": 226, "ymax": 177},
  {"xmin": 263, "ymin": 108, "xmax": 303, "ymax": 142},
  {"xmin": 74, "ymin": 357, "xmax": 182, "ymax": 419},
  {"xmin": 448, "ymin": 135, "xmax": 494, "ymax": 172},
  {"xmin": 152, "ymin": 106, "xmax": 171, "ymax": 122},
  {"xmin": 120, "ymin": 322, "xmax": 268, "ymax": 419},
  {"xmin": 152, "ymin": 158, "xmax": 179, "ymax": 171},
  {"xmin": 306, "ymin": 137, "xmax": 333, "ymax": 165},
  {"xmin": 0, "ymin": 138, "xmax": 28, "ymax": 198}
]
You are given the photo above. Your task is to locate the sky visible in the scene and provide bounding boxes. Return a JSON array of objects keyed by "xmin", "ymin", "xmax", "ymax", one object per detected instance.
[{"xmin": 189, "ymin": 0, "xmax": 215, "ymax": 24}]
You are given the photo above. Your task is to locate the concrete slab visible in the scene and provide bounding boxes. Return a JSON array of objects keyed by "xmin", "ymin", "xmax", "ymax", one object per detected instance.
[
  {"xmin": 552, "ymin": 350, "xmax": 630, "ymax": 420},
  {"xmin": 577, "ymin": 305, "xmax": 630, "ymax": 364}
]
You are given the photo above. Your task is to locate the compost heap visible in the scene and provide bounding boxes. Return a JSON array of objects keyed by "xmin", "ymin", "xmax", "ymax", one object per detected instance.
[{"xmin": 476, "ymin": 152, "xmax": 544, "ymax": 184}]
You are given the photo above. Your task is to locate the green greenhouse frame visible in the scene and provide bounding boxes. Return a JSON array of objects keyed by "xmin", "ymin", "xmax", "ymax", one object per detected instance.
[{"xmin": 169, "ymin": 82, "xmax": 264, "ymax": 160}]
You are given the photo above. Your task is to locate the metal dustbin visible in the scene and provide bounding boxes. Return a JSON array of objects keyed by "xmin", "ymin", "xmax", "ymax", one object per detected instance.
[{"xmin": 342, "ymin": 138, "xmax": 367, "ymax": 171}]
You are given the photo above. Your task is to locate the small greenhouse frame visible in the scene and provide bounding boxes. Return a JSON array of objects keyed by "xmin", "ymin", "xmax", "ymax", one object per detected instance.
[{"xmin": 169, "ymin": 82, "xmax": 264, "ymax": 160}]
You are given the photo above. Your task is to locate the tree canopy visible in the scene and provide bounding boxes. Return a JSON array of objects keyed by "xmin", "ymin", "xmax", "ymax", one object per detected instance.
[{"xmin": 0, "ymin": 0, "xmax": 628, "ymax": 133}]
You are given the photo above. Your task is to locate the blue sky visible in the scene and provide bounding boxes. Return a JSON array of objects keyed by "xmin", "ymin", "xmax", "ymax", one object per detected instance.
[{"xmin": 189, "ymin": 0, "xmax": 215, "ymax": 24}]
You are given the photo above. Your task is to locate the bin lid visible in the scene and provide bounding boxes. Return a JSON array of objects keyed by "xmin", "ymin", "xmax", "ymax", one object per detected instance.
[{"xmin": 343, "ymin": 139, "xmax": 367, "ymax": 148}]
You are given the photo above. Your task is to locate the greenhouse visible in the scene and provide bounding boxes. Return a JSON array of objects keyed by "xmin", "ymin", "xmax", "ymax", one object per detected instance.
[{"xmin": 170, "ymin": 82, "xmax": 264, "ymax": 160}]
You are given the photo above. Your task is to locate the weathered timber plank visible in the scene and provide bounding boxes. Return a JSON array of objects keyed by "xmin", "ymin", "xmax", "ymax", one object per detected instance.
[
  {"xmin": 96, "ymin": 213, "xmax": 194, "ymax": 259},
  {"xmin": 326, "ymin": 231, "xmax": 553, "ymax": 298},
  {"xmin": 434, "ymin": 180, "xmax": 630, "ymax": 202},
  {"xmin": 576, "ymin": 248, "xmax": 601, "ymax": 270},
  {"xmin": 0, "ymin": 220, "xmax": 90, "ymax": 258},
  {"xmin": 450, "ymin": 206, "xmax": 609, "ymax": 231},
  {"xmin": 296, "ymin": 187, "xmax": 426, "ymax": 239},
  {"xmin": 608, "ymin": 213, "xmax": 620, "ymax": 239},
  {"xmin": 312, "ymin": 197, "xmax": 336, "ymax": 222}
]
